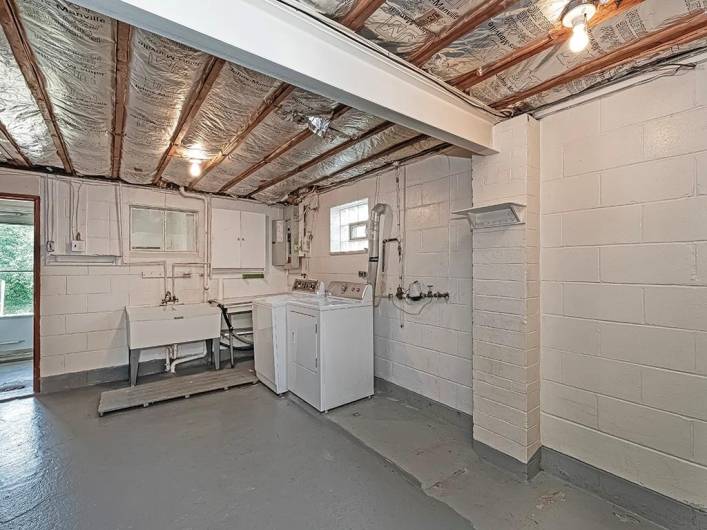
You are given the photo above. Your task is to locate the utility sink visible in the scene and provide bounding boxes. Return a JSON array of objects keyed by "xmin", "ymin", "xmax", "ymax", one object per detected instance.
[{"xmin": 125, "ymin": 303, "xmax": 221, "ymax": 350}]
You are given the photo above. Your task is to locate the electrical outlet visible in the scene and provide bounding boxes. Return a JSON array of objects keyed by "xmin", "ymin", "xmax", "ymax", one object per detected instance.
[{"xmin": 71, "ymin": 240, "xmax": 86, "ymax": 252}]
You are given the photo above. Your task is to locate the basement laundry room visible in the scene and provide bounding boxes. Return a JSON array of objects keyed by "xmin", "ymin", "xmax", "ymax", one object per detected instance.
[{"xmin": 0, "ymin": 0, "xmax": 705, "ymax": 528}]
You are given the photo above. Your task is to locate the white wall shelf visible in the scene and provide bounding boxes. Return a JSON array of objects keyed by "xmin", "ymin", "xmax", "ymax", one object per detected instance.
[{"xmin": 452, "ymin": 202, "xmax": 526, "ymax": 229}]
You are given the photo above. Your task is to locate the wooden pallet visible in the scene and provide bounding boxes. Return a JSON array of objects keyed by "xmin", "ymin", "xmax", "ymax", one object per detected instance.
[{"xmin": 98, "ymin": 368, "xmax": 258, "ymax": 416}]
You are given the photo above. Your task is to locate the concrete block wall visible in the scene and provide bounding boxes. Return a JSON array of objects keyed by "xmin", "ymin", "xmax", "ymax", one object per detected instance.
[
  {"xmin": 306, "ymin": 155, "xmax": 474, "ymax": 414},
  {"xmin": 539, "ymin": 65, "xmax": 707, "ymax": 508},
  {"xmin": 471, "ymin": 115, "xmax": 541, "ymax": 464},
  {"xmin": 0, "ymin": 169, "xmax": 287, "ymax": 381}
]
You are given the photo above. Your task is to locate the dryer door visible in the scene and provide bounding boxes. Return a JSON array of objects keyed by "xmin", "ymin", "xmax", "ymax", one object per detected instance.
[{"xmin": 287, "ymin": 309, "xmax": 321, "ymax": 410}]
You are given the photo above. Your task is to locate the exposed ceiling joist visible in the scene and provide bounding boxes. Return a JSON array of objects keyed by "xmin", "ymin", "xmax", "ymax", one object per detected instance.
[
  {"xmin": 450, "ymin": 0, "xmax": 645, "ymax": 92},
  {"xmin": 0, "ymin": 0, "xmax": 74, "ymax": 173},
  {"xmin": 219, "ymin": 104, "xmax": 350, "ymax": 192},
  {"xmin": 111, "ymin": 21, "xmax": 131, "ymax": 178},
  {"xmin": 337, "ymin": 0, "xmax": 385, "ymax": 31},
  {"xmin": 246, "ymin": 121, "xmax": 395, "ymax": 197},
  {"xmin": 0, "ymin": 120, "xmax": 30, "ymax": 166},
  {"xmin": 72, "ymin": 0, "xmax": 497, "ymax": 155},
  {"xmin": 199, "ymin": 4, "xmax": 381, "ymax": 192},
  {"xmin": 152, "ymin": 56, "xmax": 226, "ymax": 185},
  {"xmin": 305, "ymin": 133, "xmax": 428, "ymax": 189},
  {"xmin": 305, "ymin": 141, "xmax": 452, "ymax": 195},
  {"xmin": 492, "ymin": 11, "xmax": 707, "ymax": 109},
  {"xmin": 189, "ymin": 82, "xmax": 295, "ymax": 189},
  {"xmin": 408, "ymin": 0, "xmax": 518, "ymax": 67}
]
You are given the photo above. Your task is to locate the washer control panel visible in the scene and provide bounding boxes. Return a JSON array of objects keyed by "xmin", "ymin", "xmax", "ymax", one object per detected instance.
[
  {"xmin": 292, "ymin": 278, "xmax": 325, "ymax": 295},
  {"xmin": 327, "ymin": 281, "xmax": 372, "ymax": 301}
]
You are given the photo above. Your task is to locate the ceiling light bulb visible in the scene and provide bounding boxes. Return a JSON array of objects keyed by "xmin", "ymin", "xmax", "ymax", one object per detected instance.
[
  {"xmin": 569, "ymin": 21, "xmax": 589, "ymax": 52},
  {"xmin": 189, "ymin": 161, "xmax": 202, "ymax": 178}
]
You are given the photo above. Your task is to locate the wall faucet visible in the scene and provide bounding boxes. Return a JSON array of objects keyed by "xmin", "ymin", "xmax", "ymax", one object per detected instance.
[{"xmin": 161, "ymin": 291, "xmax": 179, "ymax": 305}]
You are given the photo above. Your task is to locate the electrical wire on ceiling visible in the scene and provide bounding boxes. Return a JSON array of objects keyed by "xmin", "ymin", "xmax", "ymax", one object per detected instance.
[{"xmin": 271, "ymin": 0, "xmax": 510, "ymax": 120}]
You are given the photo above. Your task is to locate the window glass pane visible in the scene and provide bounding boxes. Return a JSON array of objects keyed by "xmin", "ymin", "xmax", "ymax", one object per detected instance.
[
  {"xmin": 329, "ymin": 199, "xmax": 368, "ymax": 253},
  {"xmin": 165, "ymin": 211, "xmax": 196, "ymax": 252},
  {"xmin": 0, "ymin": 223, "xmax": 33, "ymax": 315},
  {"xmin": 131, "ymin": 207, "xmax": 163, "ymax": 250}
]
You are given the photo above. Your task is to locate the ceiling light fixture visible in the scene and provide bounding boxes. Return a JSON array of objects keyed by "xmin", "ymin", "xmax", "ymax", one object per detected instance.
[
  {"xmin": 562, "ymin": 0, "xmax": 597, "ymax": 53},
  {"xmin": 189, "ymin": 161, "xmax": 202, "ymax": 178}
]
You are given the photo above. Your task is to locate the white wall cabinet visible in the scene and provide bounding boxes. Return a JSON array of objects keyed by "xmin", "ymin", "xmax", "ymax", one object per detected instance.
[{"xmin": 212, "ymin": 209, "xmax": 266, "ymax": 269}]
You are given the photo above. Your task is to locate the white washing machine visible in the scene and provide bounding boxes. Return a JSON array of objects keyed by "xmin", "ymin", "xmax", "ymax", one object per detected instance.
[
  {"xmin": 286, "ymin": 281, "xmax": 373, "ymax": 412},
  {"xmin": 253, "ymin": 279, "xmax": 324, "ymax": 395}
]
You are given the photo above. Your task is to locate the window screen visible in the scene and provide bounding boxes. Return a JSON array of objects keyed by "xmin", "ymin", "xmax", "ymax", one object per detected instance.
[{"xmin": 330, "ymin": 199, "xmax": 368, "ymax": 253}]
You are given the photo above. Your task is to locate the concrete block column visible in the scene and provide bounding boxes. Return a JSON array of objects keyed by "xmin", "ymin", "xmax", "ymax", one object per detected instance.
[{"xmin": 471, "ymin": 115, "xmax": 541, "ymax": 465}]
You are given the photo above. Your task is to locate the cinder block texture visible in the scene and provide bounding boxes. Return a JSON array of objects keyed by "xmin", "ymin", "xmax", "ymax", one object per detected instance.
[
  {"xmin": 471, "ymin": 115, "xmax": 541, "ymax": 464},
  {"xmin": 539, "ymin": 67, "xmax": 707, "ymax": 509}
]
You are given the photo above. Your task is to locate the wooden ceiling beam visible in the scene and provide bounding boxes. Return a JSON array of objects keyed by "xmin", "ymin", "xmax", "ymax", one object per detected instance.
[
  {"xmin": 151, "ymin": 56, "xmax": 226, "ymax": 184},
  {"xmin": 245, "ymin": 121, "xmax": 395, "ymax": 197},
  {"xmin": 299, "ymin": 142, "xmax": 451, "ymax": 196},
  {"xmin": 408, "ymin": 0, "xmax": 518, "ymax": 67},
  {"xmin": 0, "ymin": 120, "xmax": 30, "ymax": 166},
  {"xmin": 450, "ymin": 0, "xmax": 645, "ymax": 92},
  {"xmin": 212, "ymin": 4, "xmax": 385, "ymax": 194},
  {"xmin": 304, "ymin": 133, "xmax": 427, "ymax": 189},
  {"xmin": 218, "ymin": 104, "xmax": 349, "ymax": 192},
  {"xmin": 338, "ymin": 0, "xmax": 385, "ymax": 32},
  {"xmin": 189, "ymin": 82, "xmax": 295, "ymax": 189},
  {"xmin": 111, "ymin": 22, "xmax": 131, "ymax": 178},
  {"xmin": 492, "ymin": 11, "xmax": 707, "ymax": 110},
  {"xmin": 0, "ymin": 0, "xmax": 74, "ymax": 173}
]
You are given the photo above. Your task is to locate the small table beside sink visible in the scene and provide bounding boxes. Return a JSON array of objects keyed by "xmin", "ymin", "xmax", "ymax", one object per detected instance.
[{"xmin": 125, "ymin": 303, "xmax": 222, "ymax": 386}]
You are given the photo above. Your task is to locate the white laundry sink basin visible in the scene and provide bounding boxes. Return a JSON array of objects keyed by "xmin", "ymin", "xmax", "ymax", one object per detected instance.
[{"xmin": 125, "ymin": 303, "xmax": 221, "ymax": 350}]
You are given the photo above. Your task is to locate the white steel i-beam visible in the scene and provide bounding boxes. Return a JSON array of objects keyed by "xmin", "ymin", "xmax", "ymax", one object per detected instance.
[{"xmin": 71, "ymin": 0, "xmax": 498, "ymax": 155}]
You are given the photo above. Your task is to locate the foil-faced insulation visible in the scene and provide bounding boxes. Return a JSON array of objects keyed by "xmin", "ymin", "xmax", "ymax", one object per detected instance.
[
  {"xmin": 297, "ymin": 0, "xmax": 354, "ymax": 18},
  {"xmin": 0, "ymin": 16, "xmax": 63, "ymax": 167},
  {"xmin": 424, "ymin": 0, "xmax": 566, "ymax": 80},
  {"xmin": 161, "ymin": 63, "xmax": 281, "ymax": 188},
  {"xmin": 121, "ymin": 29, "xmax": 211, "ymax": 184},
  {"xmin": 15, "ymin": 0, "xmax": 115, "ymax": 175},
  {"xmin": 254, "ymin": 123, "xmax": 418, "ymax": 203},
  {"xmin": 187, "ymin": 86, "xmax": 338, "ymax": 193},
  {"xmin": 469, "ymin": 0, "xmax": 706, "ymax": 110},
  {"xmin": 232, "ymin": 109, "xmax": 385, "ymax": 197},
  {"xmin": 317, "ymin": 136, "xmax": 444, "ymax": 188},
  {"xmin": 298, "ymin": 0, "xmax": 487, "ymax": 56},
  {"xmin": 361, "ymin": 0, "xmax": 487, "ymax": 57}
]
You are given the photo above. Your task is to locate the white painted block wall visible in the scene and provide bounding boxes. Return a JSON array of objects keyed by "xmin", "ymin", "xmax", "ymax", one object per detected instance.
[
  {"xmin": 0, "ymin": 169, "xmax": 287, "ymax": 380},
  {"xmin": 305, "ymin": 155, "xmax": 475, "ymax": 414},
  {"xmin": 539, "ymin": 64, "xmax": 707, "ymax": 508},
  {"xmin": 471, "ymin": 115, "xmax": 541, "ymax": 463}
]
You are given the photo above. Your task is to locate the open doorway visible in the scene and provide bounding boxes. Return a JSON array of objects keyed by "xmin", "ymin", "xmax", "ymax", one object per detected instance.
[{"xmin": 0, "ymin": 193, "xmax": 39, "ymax": 401}]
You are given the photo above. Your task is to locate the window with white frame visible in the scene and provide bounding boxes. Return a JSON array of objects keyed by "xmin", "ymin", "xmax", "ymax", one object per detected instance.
[
  {"xmin": 130, "ymin": 206, "xmax": 197, "ymax": 252},
  {"xmin": 330, "ymin": 198, "xmax": 368, "ymax": 253}
]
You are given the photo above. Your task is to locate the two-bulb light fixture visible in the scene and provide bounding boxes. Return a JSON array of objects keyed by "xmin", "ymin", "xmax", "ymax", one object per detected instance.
[{"xmin": 562, "ymin": 0, "xmax": 599, "ymax": 53}]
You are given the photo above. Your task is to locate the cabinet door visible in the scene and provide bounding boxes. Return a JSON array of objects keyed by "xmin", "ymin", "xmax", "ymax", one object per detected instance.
[
  {"xmin": 239, "ymin": 211, "xmax": 266, "ymax": 269},
  {"xmin": 211, "ymin": 209, "xmax": 241, "ymax": 268}
]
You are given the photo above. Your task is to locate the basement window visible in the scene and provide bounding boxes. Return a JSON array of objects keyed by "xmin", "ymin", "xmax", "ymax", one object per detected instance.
[
  {"xmin": 130, "ymin": 206, "xmax": 196, "ymax": 252},
  {"xmin": 330, "ymin": 199, "xmax": 368, "ymax": 254}
]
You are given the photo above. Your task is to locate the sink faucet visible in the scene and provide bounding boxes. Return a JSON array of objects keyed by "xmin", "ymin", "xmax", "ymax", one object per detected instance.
[{"xmin": 161, "ymin": 291, "xmax": 179, "ymax": 305}]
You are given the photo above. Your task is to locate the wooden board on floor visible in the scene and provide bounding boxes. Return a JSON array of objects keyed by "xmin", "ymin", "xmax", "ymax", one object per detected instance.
[{"xmin": 98, "ymin": 368, "xmax": 258, "ymax": 415}]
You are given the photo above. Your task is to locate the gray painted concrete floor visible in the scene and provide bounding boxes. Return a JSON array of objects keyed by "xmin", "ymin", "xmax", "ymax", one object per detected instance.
[
  {"xmin": 0, "ymin": 359, "xmax": 32, "ymax": 402},
  {"xmin": 327, "ymin": 390, "xmax": 666, "ymax": 530},
  {"xmin": 0, "ymin": 379, "xmax": 475, "ymax": 529}
]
